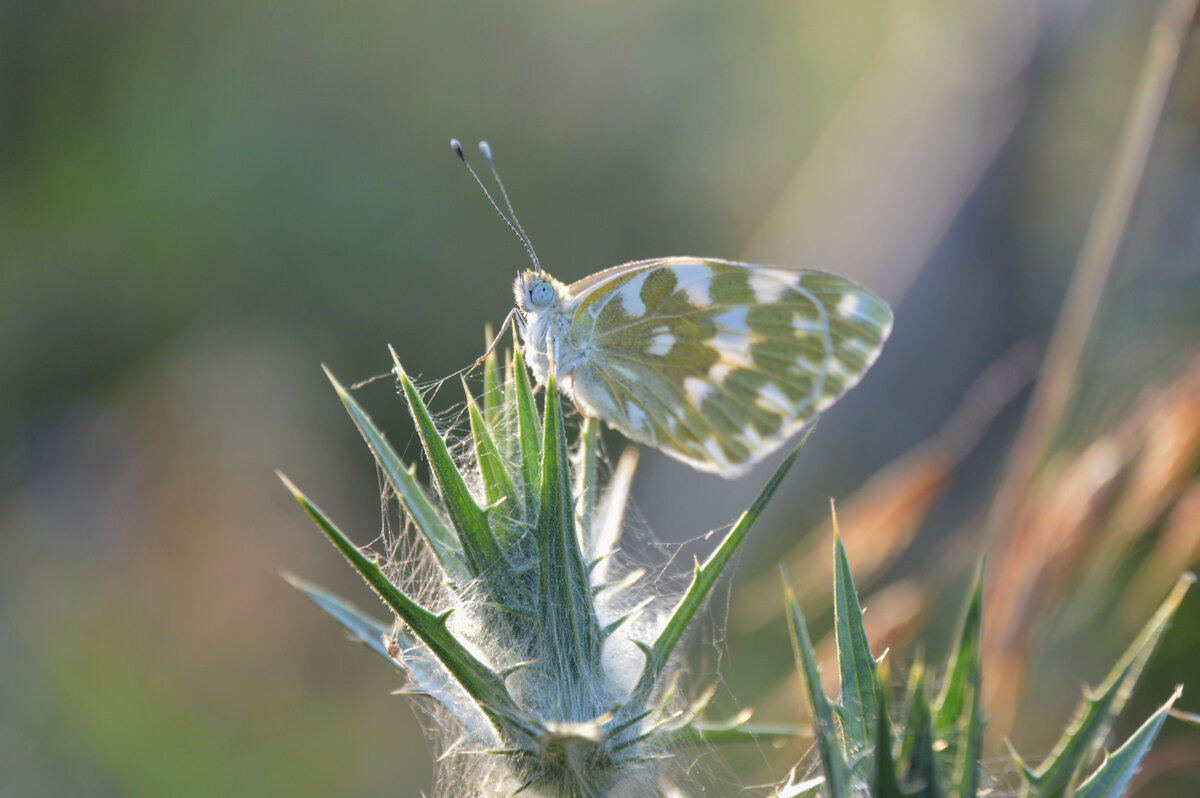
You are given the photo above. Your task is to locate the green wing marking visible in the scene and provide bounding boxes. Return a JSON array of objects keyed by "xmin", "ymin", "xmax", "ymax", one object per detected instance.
[{"xmin": 565, "ymin": 258, "xmax": 890, "ymax": 476}]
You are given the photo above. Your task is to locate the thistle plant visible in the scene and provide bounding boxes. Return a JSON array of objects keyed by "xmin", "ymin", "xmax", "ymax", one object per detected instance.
[
  {"xmin": 778, "ymin": 535, "xmax": 1192, "ymax": 798},
  {"xmin": 280, "ymin": 335, "xmax": 1193, "ymax": 798},
  {"xmin": 281, "ymin": 340, "xmax": 802, "ymax": 797}
]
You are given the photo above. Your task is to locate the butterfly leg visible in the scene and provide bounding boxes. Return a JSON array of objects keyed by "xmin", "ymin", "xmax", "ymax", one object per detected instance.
[{"xmin": 476, "ymin": 307, "xmax": 519, "ymax": 364}]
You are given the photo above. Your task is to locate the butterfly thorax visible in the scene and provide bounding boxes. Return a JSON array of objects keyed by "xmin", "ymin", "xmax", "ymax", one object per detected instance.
[{"xmin": 514, "ymin": 269, "xmax": 585, "ymax": 386}]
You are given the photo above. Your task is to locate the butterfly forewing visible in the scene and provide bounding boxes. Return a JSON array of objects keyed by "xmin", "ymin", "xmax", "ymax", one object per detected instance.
[{"xmin": 563, "ymin": 258, "xmax": 891, "ymax": 476}]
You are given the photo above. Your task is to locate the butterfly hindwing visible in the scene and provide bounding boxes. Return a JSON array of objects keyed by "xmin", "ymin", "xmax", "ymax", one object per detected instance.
[{"xmin": 563, "ymin": 258, "xmax": 891, "ymax": 476}]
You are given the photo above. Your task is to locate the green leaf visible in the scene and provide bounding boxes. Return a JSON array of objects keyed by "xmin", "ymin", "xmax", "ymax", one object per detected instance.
[
  {"xmin": 463, "ymin": 379, "xmax": 517, "ymax": 515},
  {"xmin": 872, "ymin": 670, "xmax": 909, "ymax": 798},
  {"xmin": 833, "ymin": 532, "xmax": 878, "ymax": 759},
  {"xmin": 935, "ymin": 563, "xmax": 983, "ymax": 737},
  {"xmin": 1021, "ymin": 572, "xmax": 1193, "ymax": 797},
  {"xmin": 953, "ymin": 659, "xmax": 983, "ymax": 798},
  {"xmin": 283, "ymin": 571, "xmax": 404, "ymax": 665},
  {"xmin": 482, "ymin": 323, "xmax": 504, "ymax": 432},
  {"xmin": 622, "ymin": 432, "xmax": 810, "ymax": 718},
  {"xmin": 935, "ymin": 564, "xmax": 984, "ymax": 798},
  {"xmin": 501, "ymin": 351, "xmax": 518, "ymax": 464},
  {"xmin": 784, "ymin": 572, "xmax": 852, "ymax": 798},
  {"xmin": 278, "ymin": 473, "xmax": 536, "ymax": 740},
  {"xmin": 658, "ymin": 720, "xmax": 801, "ymax": 748},
  {"xmin": 511, "ymin": 338, "xmax": 542, "ymax": 516},
  {"xmin": 323, "ymin": 366, "xmax": 469, "ymax": 582},
  {"xmin": 900, "ymin": 659, "xmax": 942, "ymax": 798},
  {"xmin": 534, "ymin": 366, "xmax": 603, "ymax": 695},
  {"xmin": 1074, "ymin": 687, "xmax": 1182, "ymax": 798},
  {"xmin": 391, "ymin": 349, "xmax": 514, "ymax": 600},
  {"xmin": 282, "ymin": 573, "xmax": 483, "ymax": 729}
]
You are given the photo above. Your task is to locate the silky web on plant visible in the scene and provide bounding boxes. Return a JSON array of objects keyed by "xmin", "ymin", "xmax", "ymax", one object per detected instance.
[{"xmin": 282, "ymin": 335, "xmax": 809, "ymax": 797}]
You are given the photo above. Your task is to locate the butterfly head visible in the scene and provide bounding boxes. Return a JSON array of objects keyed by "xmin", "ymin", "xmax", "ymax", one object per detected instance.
[{"xmin": 514, "ymin": 269, "xmax": 564, "ymax": 315}]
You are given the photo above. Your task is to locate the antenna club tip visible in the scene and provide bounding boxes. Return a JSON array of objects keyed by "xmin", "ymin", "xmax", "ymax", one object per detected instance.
[
  {"xmin": 478, "ymin": 141, "xmax": 492, "ymax": 158},
  {"xmin": 450, "ymin": 139, "xmax": 465, "ymax": 158}
]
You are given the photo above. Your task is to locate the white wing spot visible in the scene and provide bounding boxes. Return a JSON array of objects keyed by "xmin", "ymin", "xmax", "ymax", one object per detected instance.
[
  {"xmin": 646, "ymin": 330, "xmax": 676, "ymax": 356},
  {"xmin": 684, "ymin": 377, "xmax": 713, "ymax": 406},
  {"xmin": 617, "ymin": 271, "xmax": 651, "ymax": 318},
  {"xmin": 756, "ymin": 382, "xmax": 793, "ymax": 414},
  {"xmin": 740, "ymin": 423, "xmax": 764, "ymax": 449},
  {"xmin": 679, "ymin": 270, "xmax": 712, "ymax": 307},
  {"xmin": 792, "ymin": 313, "xmax": 825, "ymax": 334},
  {"xmin": 709, "ymin": 332, "xmax": 755, "ymax": 368},
  {"xmin": 749, "ymin": 271, "xmax": 792, "ymax": 303},
  {"xmin": 703, "ymin": 437, "xmax": 730, "ymax": 467},
  {"xmin": 763, "ymin": 268, "xmax": 802, "ymax": 288},
  {"xmin": 708, "ymin": 361, "xmax": 733, "ymax": 385},
  {"xmin": 714, "ymin": 307, "xmax": 749, "ymax": 332},
  {"xmin": 709, "ymin": 307, "xmax": 756, "ymax": 367},
  {"xmin": 837, "ymin": 293, "xmax": 862, "ymax": 318}
]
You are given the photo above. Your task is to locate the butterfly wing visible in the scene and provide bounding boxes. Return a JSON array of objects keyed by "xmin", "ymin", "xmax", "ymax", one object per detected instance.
[{"xmin": 563, "ymin": 258, "xmax": 891, "ymax": 477}]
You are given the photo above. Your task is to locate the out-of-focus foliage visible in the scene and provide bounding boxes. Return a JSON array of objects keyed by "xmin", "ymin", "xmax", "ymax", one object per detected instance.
[{"xmin": 2, "ymin": 0, "xmax": 1197, "ymax": 796}]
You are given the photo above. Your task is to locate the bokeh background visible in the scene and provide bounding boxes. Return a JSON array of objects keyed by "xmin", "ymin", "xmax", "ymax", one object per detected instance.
[{"xmin": 3, "ymin": 1, "xmax": 1199, "ymax": 795}]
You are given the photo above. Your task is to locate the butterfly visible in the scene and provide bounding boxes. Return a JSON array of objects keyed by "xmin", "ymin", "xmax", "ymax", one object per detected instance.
[{"xmin": 455, "ymin": 140, "xmax": 892, "ymax": 478}]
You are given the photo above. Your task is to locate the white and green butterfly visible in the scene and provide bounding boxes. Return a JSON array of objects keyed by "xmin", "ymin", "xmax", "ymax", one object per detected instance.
[{"xmin": 456, "ymin": 140, "xmax": 892, "ymax": 478}]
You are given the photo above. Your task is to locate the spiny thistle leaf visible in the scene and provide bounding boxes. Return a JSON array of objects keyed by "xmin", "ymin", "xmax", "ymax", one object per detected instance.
[
  {"xmin": 464, "ymin": 379, "xmax": 517, "ymax": 514},
  {"xmin": 661, "ymin": 719, "xmax": 799, "ymax": 748},
  {"xmin": 872, "ymin": 668, "xmax": 909, "ymax": 798},
  {"xmin": 534, "ymin": 366, "xmax": 604, "ymax": 697},
  {"xmin": 482, "ymin": 324, "xmax": 504, "ymax": 432},
  {"xmin": 391, "ymin": 349, "xmax": 516, "ymax": 602},
  {"xmin": 1020, "ymin": 572, "xmax": 1194, "ymax": 797},
  {"xmin": 623, "ymin": 431, "xmax": 811, "ymax": 718},
  {"xmin": 511, "ymin": 337, "xmax": 542, "ymax": 515},
  {"xmin": 1073, "ymin": 686, "xmax": 1182, "ymax": 798},
  {"xmin": 899, "ymin": 659, "xmax": 942, "ymax": 798},
  {"xmin": 833, "ymin": 531, "xmax": 879, "ymax": 763},
  {"xmin": 943, "ymin": 567, "xmax": 984, "ymax": 798},
  {"xmin": 952, "ymin": 660, "xmax": 983, "ymax": 798},
  {"xmin": 934, "ymin": 564, "xmax": 984, "ymax": 739},
  {"xmin": 784, "ymin": 572, "xmax": 852, "ymax": 798},
  {"xmin": 283, "ymin": 573, "xmax": 480, "ymax": 728},
  {"xmin": 278, "ymin": 472, "xmax": 536, "ymax": 740},
  {"xmin": 323, "ymin": 365, "xmax": 469, "ymax": 581},
  {"xmin": 283, "ymin": 571, "xmax": 407, "ymax": 668}
]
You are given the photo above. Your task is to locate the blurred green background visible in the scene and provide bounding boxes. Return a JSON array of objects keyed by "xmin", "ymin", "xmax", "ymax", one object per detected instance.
[{"xmin": 2, "ymin": 1, "xmax": 1199, "ymax": 796}]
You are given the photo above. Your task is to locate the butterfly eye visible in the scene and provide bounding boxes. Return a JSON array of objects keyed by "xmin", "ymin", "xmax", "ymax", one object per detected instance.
[{"xmin": 530, "ymin": 281, "xmax": 555, "ymax": 307}]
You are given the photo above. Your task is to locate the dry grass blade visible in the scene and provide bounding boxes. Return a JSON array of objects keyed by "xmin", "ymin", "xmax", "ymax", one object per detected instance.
[
  {"xmin": 985, "ymin": 0, "xmax": 1200, "ymax": 549},
  {"xmin": 983, "ymin": 353, "xmax": 1200, "ymax": 724}
]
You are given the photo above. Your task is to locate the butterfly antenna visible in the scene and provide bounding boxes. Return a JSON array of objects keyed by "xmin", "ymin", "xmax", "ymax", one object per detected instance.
[
  {"xmin": 450, "ymin": 139, "xmax": 542, "ymax": 273},
  {"xmin": 478, "ymin": 141, "xmax": 540, "ymax": 273}
]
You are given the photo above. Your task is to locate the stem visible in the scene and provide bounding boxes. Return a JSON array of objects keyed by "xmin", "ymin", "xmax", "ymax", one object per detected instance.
[{"xmin": 986, "ymin": 0, "xmax": 1200, "ymax": 543}]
